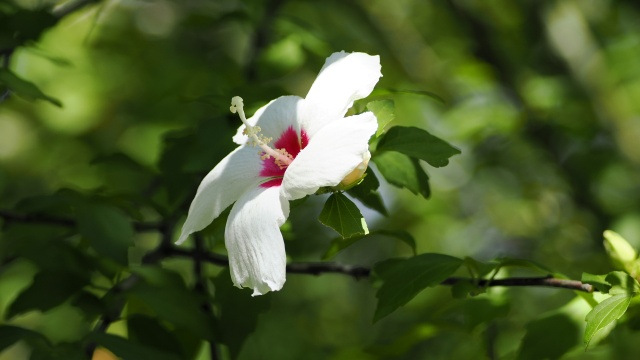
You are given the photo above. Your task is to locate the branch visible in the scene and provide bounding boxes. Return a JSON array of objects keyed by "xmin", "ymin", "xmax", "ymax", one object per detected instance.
[
  {"xmin": 166, "ymin": 246, "xmax": 594, "ymax": 293},
  {"xmin": 441, "ymin": 276, "xmax": 594, "ymax": 293},
  {"xmin": 0, "ymin": 209, "xmax": 162, "ymax": 232}
]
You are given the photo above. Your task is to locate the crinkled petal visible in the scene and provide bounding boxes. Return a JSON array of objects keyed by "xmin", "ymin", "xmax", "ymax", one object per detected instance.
[
  {"xmin": 226, "ymin": 185, "xmax": 289, "ymax": 296},
  {"xmin": 233, "ymin": 96, "xmax": 304, "ymax": 145},
  {"xmin": 177, "ymin": 145, "xmax": 263, "ymax": 244},
  {"xmin": 281, "ymin": 112, "xmax": 378, "ymax": 200},
  {"xmin": 301, "ymin": 52, "xmax": 382, "ymax": 137}
]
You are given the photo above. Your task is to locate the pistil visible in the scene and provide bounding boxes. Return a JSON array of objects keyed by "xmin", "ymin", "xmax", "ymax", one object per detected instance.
[{"xmin": 230, "ymin": 96, "xmax": 293, "ymax": 168}]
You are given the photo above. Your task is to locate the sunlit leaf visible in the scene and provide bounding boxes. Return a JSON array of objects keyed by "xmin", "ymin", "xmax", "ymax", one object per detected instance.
[
  {"xmin": 366, "ymin": 99, "xmax": 395, "ymax": 137},
  {"xmin": 603, "ymin": 230, "xmax": 639, "ymax": 274},
  {"xmin": 584, "ymin": 293, "xmax": 633, "ymax": 348},
  {"xmin": 373, "ymin": 151, "xmax": 430, "ymax": 198},
  {"xmin": 319, "ymin": 192, "xmax": 368, "ymax": 239},
  {"xmin": 374, "ymin": 253, "xmax": 463, "ymax": 322},
  {"xmin": 376, "ymin": 126, "xmax": 460, "ymax": 167}
]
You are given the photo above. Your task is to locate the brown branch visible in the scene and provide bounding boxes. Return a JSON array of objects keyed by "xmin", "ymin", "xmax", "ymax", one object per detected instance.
[{"xmin": 441, "ymin": 276, "xmax": 594, "ymax": 293}]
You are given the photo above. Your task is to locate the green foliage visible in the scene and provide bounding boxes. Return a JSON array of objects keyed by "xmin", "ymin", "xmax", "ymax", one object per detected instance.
[
  {"xmin": 6, "ymin": 271, "xmax": 88, "ymax": 319},
  {"xmin": 319, "ymin": 192, "xmax": 369, "ymax": 239},
  {"xmin": 584, "ymin": 294, "xmax": 633, "ymax": 348},
  {"xmin": 346, "ymin": 168, "xmax": 387, "ymax": 215},
  {"xmin": 88, "ymin": 333, "xmax": 182, "ymax": 360},
  {"xmin": 366, "ymin": 99, "xmax": 395, "ymax": 137},
  {"xmin": 373, "ymin": 151, "xmax": 431, "ymax": 198},
  {"xmin": 323, "ymin": 229, "xmax": 416, "ymax": 260},
  {"xmin": 213, "ymin": 269, "xmax": 271, "ymax": 359},
  {"xmin": 127, "ymin": 267, "xmax": 218, "ymax": 341},
  {"xmin": 376, "ymin": 126, "xmax": 461, "ymax": 168},
  {"xmin": 373, "ymin": 254, "xmax": 463, "ymax": 322},
  {"xmin": 0, "ymin": 68, "xmax": 62, "ymax": 106},
  {"xmin": 518, "ymin": 313, "xmax": 581, "ymax": 360},
  {"xmin": 76, "ymin": 202, "xmax": 134, "ymax": 265}
]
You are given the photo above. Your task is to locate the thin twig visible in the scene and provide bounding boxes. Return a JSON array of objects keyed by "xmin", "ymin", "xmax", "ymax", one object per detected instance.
[{"xmin": 441, "ymin": 276, "xmax": 594, "ymax": 293}]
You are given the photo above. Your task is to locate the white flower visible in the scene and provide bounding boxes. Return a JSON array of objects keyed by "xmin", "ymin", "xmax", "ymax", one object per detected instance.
[{"xmin": 177, "ymin": 51, "xmax": 382, "ymax": 295}]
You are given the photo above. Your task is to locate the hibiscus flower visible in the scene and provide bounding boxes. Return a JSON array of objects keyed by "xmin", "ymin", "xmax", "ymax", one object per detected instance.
[{"xmin": 177, "ymin": 51, "xmax": 382, "ymax": 295}]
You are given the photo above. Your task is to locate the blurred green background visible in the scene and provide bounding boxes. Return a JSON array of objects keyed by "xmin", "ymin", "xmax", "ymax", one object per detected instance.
[{"xmin": 1, "ymin": 0, "xmax": 640, "ymax": 359}]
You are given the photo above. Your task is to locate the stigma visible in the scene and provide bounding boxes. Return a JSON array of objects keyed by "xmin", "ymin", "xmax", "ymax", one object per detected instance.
[{"xmin": 231, "ymin": 96, "xmax": 293, "ymax": 169}]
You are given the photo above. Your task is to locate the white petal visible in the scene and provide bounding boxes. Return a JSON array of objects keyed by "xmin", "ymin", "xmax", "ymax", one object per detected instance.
[
  {"xmin": 301, "ymin": 52, "xmax": 382, "ymax": 137},
  {"xmin": 177, "ymin": 145, "xmax": 263, "ymax": 244},
  {"xmin": 282, "ymin": 112, "xmax": 378, "ymax": 200},
  {"xmin": 233, "ymin": 96, "xmax": 304, "ymax": 145},
  {"xmin": 226, "ymin": 185, "xmax": 289, "ymax": 296}
]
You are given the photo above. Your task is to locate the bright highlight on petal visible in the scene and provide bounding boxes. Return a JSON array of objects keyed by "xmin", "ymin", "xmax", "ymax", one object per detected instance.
[{"xmin": 178, "ymin": 52, "xmax": 382, "ymax": 295}]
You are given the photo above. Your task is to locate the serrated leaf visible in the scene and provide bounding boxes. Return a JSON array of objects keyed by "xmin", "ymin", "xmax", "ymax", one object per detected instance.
[
  {"xmin": 323, "ymin": 229, "xmax": 416, "ymax": 260},
  {"xmin": 213, "ymin": 268, "xmax": 271, "ymax": 359},
  {"xmin": 376, "ymin": 126, "xmax": 460, "ymax": 167},
  {"xmin": 373, "ymin": 253, "xmax": 463, "ymax": 322},
  {"xmin": 6, "ymin": 271, "xmax": 88, "ymax": 319},
  {"xmin": 366, "ymin": 99, "xmax": 395, "ymax": 137},
  {"xmin": 319, "ymin": 192, "xmax": 368, "ymax": 239},
  {"xmin": 76, "ymin": 203, "xmax": 134, "ymax": 265},
  {"xmin": 346, "ymin": 169, "xmax": 387, "ymax": 215},
  {"xmin": 89, "ymin": 333, "xmax": 182, "ymax": 360},
  {"xmin": 0, "ymin": 68, "xmax": 62, "ymax": 106},
  {"xmin": 373, "ymin": 151, "xmax": 430, "ymax": 198},
  {"xmin": 584, "ymin": 293, "xmax": 633, "ymax": 348}
]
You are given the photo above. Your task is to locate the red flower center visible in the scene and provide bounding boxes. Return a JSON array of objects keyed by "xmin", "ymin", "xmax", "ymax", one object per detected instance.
[{"xmin": 259, "ymin": 126, "xmax": 309, "ymax": 188}]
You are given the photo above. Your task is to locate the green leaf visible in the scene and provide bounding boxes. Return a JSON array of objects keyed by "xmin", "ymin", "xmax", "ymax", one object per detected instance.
[
  {"xmin": 213, "ymin": 269, "xmax": 271, "ymax": 359},
  {"xmin": 88, "ymin": 333, "xmax": 182, "ymax": 360},
  {"xmin": 373, "ymin": 151, "xmax": 430, "ymax": 198},
  {"xmin": 366, "ymin": 99, "xmax": 395, "ymax": 137},
  {"xmin": 584, "ymin": 293, "xmax": 633, "ymax": 348},
  {"xmin": 0, "ymin": 68, "xmax": 62, "ymax": 107},
  {"xmin": 604, "ymin": 230, "xmax": 639, "ymax": 274},
  {"xmin": 376, "ymin": 126, "xmax": 460, "ymax": 167},
  {"xmin": 6, "ymin": 271, "xmax": 88, "ymax": 319},
  {"xmin": 518, "ymin": 313, "xmax": 580, "ymax": 360},
  {"xmin": 346, "ymin": 168, "xmax": 387, "ymax": 215},
  {"xmin": 127, "ymin": 315, "xmax": 184, "ymax": 357},
  {"xmin": 373, "ymin": 253, "xmax": 463, "ymax": 322},
  {"xmin": 581, "ymin": 273, "xmax": 611, "ymax": 293},
  {"xmin": 318, "ymin": 192, "xmax": 368, "ymax": 239},
  {"xmin": 0, "ymin": 325, "xmax": 49, "ymax": 353},
  {"xmin": 323, "ymin": 229, "xmax": 416, "ymax": 260},
  {"xmin": 128, "ymin": 267, "xmax": 217, "ymax": 341},
  {"xmin": 76, "ymin": 203, "xmax": 134, "ymax": 265}
]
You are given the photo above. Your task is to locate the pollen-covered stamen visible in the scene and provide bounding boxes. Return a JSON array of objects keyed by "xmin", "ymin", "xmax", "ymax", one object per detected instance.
[{"xmin": 230, "ymin": 96, "xmax": 293, "ymax": 167}]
